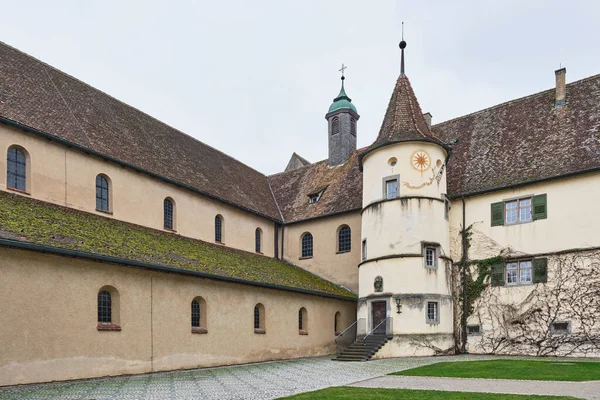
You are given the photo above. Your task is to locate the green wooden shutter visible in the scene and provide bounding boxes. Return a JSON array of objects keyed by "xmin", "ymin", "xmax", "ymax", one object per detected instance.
[
  {"xmin": 491, "ymin": 202, "xmax": 504, "ymax": 226},
  {"xmin": 532, "ymin": 194, "xmax": 547, "ymax": 220},
  {"xmin": 533, "ymin": 258, "xmax": 548, "ymax": 283},
  {"xmin": 490, "ymin": 263, "xmax": 505, "ymax": 286}
]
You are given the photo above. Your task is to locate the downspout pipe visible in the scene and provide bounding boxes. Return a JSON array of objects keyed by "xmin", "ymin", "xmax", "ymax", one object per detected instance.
[{"xmin": 461, "ymin": 196, "xmax": 468, "ymax": 354}]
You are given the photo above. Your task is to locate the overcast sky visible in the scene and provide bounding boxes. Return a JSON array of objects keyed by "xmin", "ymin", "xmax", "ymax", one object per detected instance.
[{"xmin": 2, "ymin": 1, "xmax": 599, "ymax": 175}]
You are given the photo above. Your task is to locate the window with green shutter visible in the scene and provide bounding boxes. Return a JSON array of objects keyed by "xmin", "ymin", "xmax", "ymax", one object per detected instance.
[
  {"xmin": 491, "ymin": 202, "xmax": 504, "ymax": 226},
  {"xmin": 491, "ymin": 263, "xmax": 505, "ymax": 286},
  {"xmin": 532, "ymin": 194, "xmax": 547, "ymax": 220},
  {"xmin": 532, "ymin": 258, "xmax": 548, "ymax": 283}
]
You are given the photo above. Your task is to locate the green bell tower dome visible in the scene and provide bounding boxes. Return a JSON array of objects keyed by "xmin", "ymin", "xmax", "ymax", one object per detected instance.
[{"xmin": 328, "ymin": 76, "xmax": 358, "ymax": 114}]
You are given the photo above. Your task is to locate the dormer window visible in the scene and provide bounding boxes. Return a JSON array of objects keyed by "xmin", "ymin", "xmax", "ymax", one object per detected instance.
[{"xmin": 308, "ymin": 189, "xmax": 325, "ymax": 204}]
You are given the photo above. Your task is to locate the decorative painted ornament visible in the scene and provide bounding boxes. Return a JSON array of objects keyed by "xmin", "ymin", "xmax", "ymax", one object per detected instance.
[{"xmin": 411, "ymin": 151, "xmax": 431, "ymax": 174}]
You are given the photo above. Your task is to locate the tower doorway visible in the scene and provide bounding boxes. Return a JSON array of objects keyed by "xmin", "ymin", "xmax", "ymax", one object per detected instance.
[{"xmin": 371, "ymin": 301, "xmax": 387, "ymax": 334}]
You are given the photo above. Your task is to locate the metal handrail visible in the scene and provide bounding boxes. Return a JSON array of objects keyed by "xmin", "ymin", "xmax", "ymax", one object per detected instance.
[
  {"xmin": 334, "ymin": 320, "xmax": 357, "ymax": 340},
  {"xmin": 365, "ymin": 317, "xmax": 391, "ymax": 339}
]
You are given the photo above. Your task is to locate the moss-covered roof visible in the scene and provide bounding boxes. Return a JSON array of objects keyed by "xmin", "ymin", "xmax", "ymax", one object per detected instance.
[{"xmin": 0, "ymin": 191, "xmax": 355, "ymax": 299}]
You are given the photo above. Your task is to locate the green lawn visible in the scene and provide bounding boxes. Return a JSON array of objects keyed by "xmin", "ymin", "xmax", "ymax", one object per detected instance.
[
  {"xmin": 280, "ymin": 387, "xmax": 580, "ymax": 399},
  {"xmin": 391, "ymin": 360, "xmax": 600, "ymax": 381}
]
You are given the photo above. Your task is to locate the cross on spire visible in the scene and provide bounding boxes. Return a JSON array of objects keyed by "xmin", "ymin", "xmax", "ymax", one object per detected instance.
[{"xmin": 339, "ymin": 63, "xmax": 347, "ymax": 78}]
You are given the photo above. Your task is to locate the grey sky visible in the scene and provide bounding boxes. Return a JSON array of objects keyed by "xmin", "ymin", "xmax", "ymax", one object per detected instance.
[{"xmin": 2, "ymin": 0, "xmax": 599, "ymax": 175}]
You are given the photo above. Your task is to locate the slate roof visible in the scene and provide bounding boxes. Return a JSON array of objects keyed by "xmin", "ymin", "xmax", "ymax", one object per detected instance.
[
  {"xmin": 0, "ymin": 191, "xmax": 354, "ymax": 298},
  {"xmin": 0, "ymin": 41, "xmax": 281, "ymax": 220},
  {"xmin": 434, "ymin": 73, "xmax": 600, "ymax": 198}
]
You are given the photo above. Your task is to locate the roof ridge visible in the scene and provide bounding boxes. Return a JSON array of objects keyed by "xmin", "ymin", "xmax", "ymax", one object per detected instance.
[
  {"xmin": 0, "ymin": 40, "xmax": 270, "ymax": 179},
  {"xmin": 433, "ymin": 72, "xmax": 600, "ymax": 128}
]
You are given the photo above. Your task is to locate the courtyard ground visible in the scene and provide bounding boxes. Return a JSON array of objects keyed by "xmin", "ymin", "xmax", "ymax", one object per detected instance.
[{"xmin": 1, "ymin": 355, "xmax": 599, "ymax": 400}]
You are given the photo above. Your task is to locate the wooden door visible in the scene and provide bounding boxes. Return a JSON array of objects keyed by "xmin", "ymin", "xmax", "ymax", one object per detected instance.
[{"xmin": 371, "ymin": 301, "xmax": 387, "ymax": 334}]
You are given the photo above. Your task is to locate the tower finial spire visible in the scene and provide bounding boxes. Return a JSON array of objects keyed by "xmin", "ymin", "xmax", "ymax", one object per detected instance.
[
  {"xmin": 399, "ymin": 22, "xmax": 407, "ymax": 76},
  {"xmin": 339, "ymin": 63, "xmax": 347, "ymax": 81}
]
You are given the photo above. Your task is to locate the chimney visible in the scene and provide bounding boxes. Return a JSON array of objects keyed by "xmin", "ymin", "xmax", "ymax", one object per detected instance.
[
  {"xmin": 555, "ymin": 68, "xmax": 566, "ymax": 107},
  {"xmin": 423, "ymin": 112, "xmax": 432, "ymax": 128}
]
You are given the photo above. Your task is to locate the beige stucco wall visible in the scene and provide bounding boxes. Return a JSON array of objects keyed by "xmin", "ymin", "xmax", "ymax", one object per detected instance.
[
  {"xmin": 0, "ymin": 247, "xmax": 355, "ymax": 386},
  {"xmin": 283, "ymin": 212, "xmax": 361, "ymax": 293},
  {"xmin": 0, "ymin": 124, "xmax": 276, "ymax": 257},
  {"xmin": 449, "ymin": 171, "xmax": 600, "ymax": 261}
]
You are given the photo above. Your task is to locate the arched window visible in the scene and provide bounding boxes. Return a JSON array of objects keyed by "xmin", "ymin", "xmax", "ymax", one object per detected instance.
[
  {"xmin": 335, "ymin": 311, "xmax": 342, "ymax": 335},
  {"xmin": 301, "ymin": 233, "xmax": 313, "ymax": 258},
  {"xmin": 7, "ymin": 146, "xmax": 27, "ymax": 191},
  {"xmin": 337, "ymin": 225, "xmax": 351, "ymax": 253},
  {"xmin": 331, "ymin": 117, "xmax": 340, "ymax": 135},
  {"xmin": 255, "ymin": 228, "xmax": 262, "ymax": 253},
  {"xmin": 298, "ymin": 307, "xmax": 308, "ymax": 334},
  {"xmin": 97, "ymin": 286, "xmax": 120, "ymax": 330},
  {"xmin": 95, "ymin": 174, "xmax": 110, "ymax": 212},
  {"xmin": 191, "ymin": 297, "xmax": 207, "ymax": 333},
  {"xmin": 254, "ymin": 303, "xmax": 265, "ymax": 333},
  {"xmin": 98, "ymin": 291, "xmax": 112, "ymax": 323},
  {"xmin": 164, "ymin": 198, "xmax": 174, "ymax": 230},
  {"xmin": 215, "ymin": 215, "xmax": 223, "ymax": 243},
  {"xmin": 350, "ymin": 118, "xmax": 356, "ymax": 136}
]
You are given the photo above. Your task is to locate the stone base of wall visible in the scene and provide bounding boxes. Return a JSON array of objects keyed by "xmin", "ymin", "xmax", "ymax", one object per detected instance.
[{"xmin": 371, "ymin": 333, "xmax": 456, "ymax": 359}]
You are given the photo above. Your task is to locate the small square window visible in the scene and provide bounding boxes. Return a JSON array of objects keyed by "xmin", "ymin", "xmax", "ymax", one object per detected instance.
[
  {"xmin": 467, "ymin": 324, "xmax": 481, "ymax": 335},
  {"xmin": 505, "ymin": 197, "xmax": 532, "ymax": 224},
  {"xmin": 426, "ymin": 301, "xmax": 439, "ymax": 324},
  {"xmin": 506, "ymin": 260, "xmax": 532, "ymax": 285},
  {"xmin": 550, "ymin": 321, "xmax": 570, "ymax": 335}
]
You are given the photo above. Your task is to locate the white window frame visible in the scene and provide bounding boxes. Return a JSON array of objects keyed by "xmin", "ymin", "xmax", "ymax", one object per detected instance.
[
  {"xmin": 505, "ymin": 197, "xmax": 532, "ymax": 225},
  {"xmin": 425, "ymin": 301, "xmax": 439, "ymax": 325},
  {"xmin": 382, "ymin": 175, "xmax": 399, "ymax": 200},
  {"xmin": 506, "ymin": 260, "xmax": 532, "ymax": 285}
]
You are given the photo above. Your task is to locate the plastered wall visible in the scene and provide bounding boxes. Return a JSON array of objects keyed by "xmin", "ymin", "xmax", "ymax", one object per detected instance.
[
  {"xmin": 0, "ymin": 124, "xmax": 275, "ymax": 257},
  {"xmin": 0, "ymin": 247, "xmax": 355, "ymax": 386}
]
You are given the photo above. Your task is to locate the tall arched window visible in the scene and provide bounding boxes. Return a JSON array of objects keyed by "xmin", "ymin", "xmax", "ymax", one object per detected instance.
[
  {"xmin": 331, "ymin": 117, "xmax": 340, "ymax": 135},
  {"xmin": 97, "ymin": 286, "xmax": 120, "ymax": 330},
  {"xmin": 7, "ymin": 147, "xmax": 27, "ymax": 191},
  {"xmin": 96, "ymin": 174, "xmax": 110, "ymax": 212},
  {"xmin": 164, "ymin": 198, "xmax": 174, "ymax": 230},
  {"xmin": 215, "ymin": 215, "xmax": 223, "ymax": 243},
  {"xmin": 254, "ymin": 303, "xmax": 265, "ymax": 333},
  {"xmin": 298, "ymin": 307, "xmax": 308, "ymax": 334},
  {"xmin": 191, "ymin": 297, "xmax": 208, "ymax": 333},
  {"xmin": 337, "ymin": 225, "xmax": 351, "ymax": 253},
  {"xmin": 255, "ymin": 228, "xmax": 262, "ymax": 253},
  {"xmin": 98, "ymin": 291, "xmax": 112, "ymax": 323},
  {"xmin": 301, "ymin": 233, "xmax": 313, "ymax": 258}
]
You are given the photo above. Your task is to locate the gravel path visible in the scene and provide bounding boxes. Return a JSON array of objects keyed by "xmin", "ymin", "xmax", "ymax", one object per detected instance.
[{"xmin": 350, "ymin": 375, "xmax": 600, "ymax": 400}]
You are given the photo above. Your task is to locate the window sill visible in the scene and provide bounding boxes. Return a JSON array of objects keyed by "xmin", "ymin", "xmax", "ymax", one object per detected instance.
[
  {"xmin": 215, "ymin": 241, "xmax": 225, "ymax": 245},
  {"xmin": 504, "ymin": 219, "xmax": 534, "ymax": 226},
  {"xmin": 255, "ymin": 251, "xmax": 263, "ymax": 255},
  {"xmin": 336, "ymin": 250, "xmax": 351, "ymax": 255},
  {"xmin": 6, "ymin": 187, "xmax": 30, "ymax": 196},
  {"xmin": 96, "ymin": 208, "xmax": 113, "ymax": 215},
  {"xmin": 299, "ymin": 256, "xmax": 313, "ymax": 260},
  {"xmin": 191, "ymin": 327, "xmax": 208, "ymax": 334},
  {"xmin": 424, "ymin": 265, "xmax": 438, "ymax": 270},
  {"xmin": 426, "ymin": 321, "xmax": 440, "ymax": 325},
  {"xmin": 298, "ymin": 330, "xmax": 308, "ymax": 336},
  {"xmin": 505, "ymin": 282, "xmax": 533, "ymax": 287},
  {"xmin": 97, "ymin": 323, "xmax": 121, "ymax": 331},
  {"xmin": 254, "ymin": 328, "xmax": 266, "ymax": 334},
  {"xmin": 164, "ymin": 227, "xmax": 177, "ymax": 233}
]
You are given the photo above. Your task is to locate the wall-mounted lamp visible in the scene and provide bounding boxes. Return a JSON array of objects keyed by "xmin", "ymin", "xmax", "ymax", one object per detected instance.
[{"xmin": 394, "ymin": 296, "xmax": 402, "ymax": 314}]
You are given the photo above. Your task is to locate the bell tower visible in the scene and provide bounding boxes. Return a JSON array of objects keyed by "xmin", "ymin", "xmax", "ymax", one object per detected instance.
[
  {"xmin": 357, "ymin": 37, "xmax": 454, "ymax": 356},
  {"xmin": 326, "ymin": 64, "xmax": 359, "ymax": 166}
]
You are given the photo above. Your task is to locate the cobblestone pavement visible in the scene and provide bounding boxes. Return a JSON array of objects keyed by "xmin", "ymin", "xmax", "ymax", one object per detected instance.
[
  {"xmin": 0, "ymin": 355, "xmax": 494, "ymax": 400},
  {"xmin": 350, "ymin": 375, "xmax": 600, "ymax": 400}
]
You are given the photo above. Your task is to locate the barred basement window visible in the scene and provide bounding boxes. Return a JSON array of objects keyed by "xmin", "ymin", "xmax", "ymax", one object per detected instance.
[
  {"xmin": 98, "ymin": 291, "xmax": 112, "ymax": 323},
  {"xmin": 550, "ymin": 321, "xmax": 570, "ymax": 335},
  {"xmin": 331, "ymin": 117, "xmax": 340, "ymax": 135},
  {"xmin": 95, "ymin": 174, "xmax": 110, "ymax": 212},
  {"xmin": 255, "ymin": 228, "xmax": 262, "ymax": 253},
  {"xmin": 164, "ymin": 198, "xmax": 175, "ymax": 230},
  {"xmin": 191, "ymin": 300, "xmax": 200, "ymax": 327},
  {"xmin": 301, "ymin": 232, "xmax": 313, "ymax": 258},
  {"xmin": 426, "ymin": 301, "xmax": 439, "ymax": 324},
  {"xmin": 467, "ymin": 324, "xmax": 481, "ymax": 335},
  {"xmin": 337, "ymin": 225, "xmax": 351, "ymax": 253},
  {"xmin": 215, "ymin": 215, "xmax": 223, "ymax": 243},
  {"xmin": 7, "ymin": 146, "xmax": 27, "ymax": 191}
]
